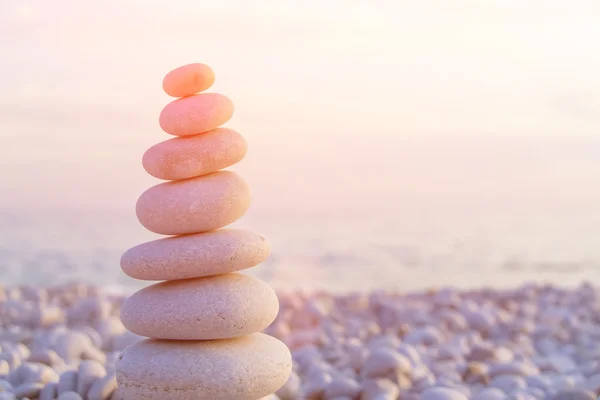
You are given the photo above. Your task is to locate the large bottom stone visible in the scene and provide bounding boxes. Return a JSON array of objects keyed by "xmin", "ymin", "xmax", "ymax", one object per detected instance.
[{"xmin": 115, "ymin": 333, "xmax": 292, "ymax": 400}]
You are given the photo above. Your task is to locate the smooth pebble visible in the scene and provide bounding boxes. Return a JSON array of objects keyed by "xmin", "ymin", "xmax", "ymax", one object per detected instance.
[
  {"xmin": 136, "ymin": 171, "xmax": 250, "ymax": 235},
  {"xmin": 276, "ymin": 370, "xmax": 301, "ymax": 400},
  {"xmin": 361, "ymin": 349, "xmax": 411, "ymax": 379},
  {"xmin": 76, "ymin": 360, "xmax": 106, "ymax": 396},
  {"xmin": 159, "ymin": 93, "xmax": 234, "ymax": 136},
  {"xmin": 551, "ymin": 389, "xmax": 596, "ymax": 400},
  {"xmin": 471, "ymin": 387, "xmax": 508, "ymax": 400},
  {"xmin": 87, "ymin": 372, "xmax": 117, "ymax": 400},
  {"xmin": 14, "ymin": 382, "xmax": 44, "ymax": 398},
  {"xmin": 419, "ymin": 387, "xmax": 469, "ymax": 400},
  {"xmin": 121, "ymin": 229, "xmax": 270, "ymax": 281},
  {"xmin": 162, "ymin": 63, "xmax": 215, "ymax": 98},
  {"xmin": 121, "ymin": 273, "xmax": 279, "ymax": 340},
  {"xmin": 324, "ymin": 375, "xmax": 361, "ymax": 398},
  {"xmin": 360, "ymin": 378, "xmax": 399, "ymax": 400},
  {"xmin": 58, "ymin": 392, "xmax": 83, "ymax": 400},
  {"xmin": 116, "ymin": 333, "xmax": 292, "ymax": 400},
  {"xmin": 39, "ymin": 382, "xmax": 57, "ymax": 400},
  {"xmin": 142, "ymin": 128, "xmax": 247, "ymax": 180},
  {"xmin": 57, "ymin": 370, "xmax": 77, "ymax": 394}
]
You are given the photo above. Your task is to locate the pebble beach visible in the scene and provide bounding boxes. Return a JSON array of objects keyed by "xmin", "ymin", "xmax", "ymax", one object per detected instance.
[
  {"xmin": 4, "ymin": 1, "xmax": 600, "ymax": 398},
  {"xmin": 0, "ymin": 281, "xmax": 599, "ymax": 400}
]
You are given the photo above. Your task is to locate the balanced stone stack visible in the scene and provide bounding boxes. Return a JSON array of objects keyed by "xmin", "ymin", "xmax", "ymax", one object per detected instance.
[{"xmin": 115, "ymin": 63, "xmax": 292, "ymax": 399}]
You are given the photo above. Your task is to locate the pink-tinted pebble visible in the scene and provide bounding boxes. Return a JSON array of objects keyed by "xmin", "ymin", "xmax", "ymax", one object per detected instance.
[
  {"xmin": 121, "ymin": 273, "xmax": 279, "ymax": 340},
  {"xmin": 142, "ymin": 128, "xmax": 247, "ymax": 180},
  {"xmin": 136, "ymin": 171, "xmax": 250, "ymax": 235},
  {"xmin": 162, "ymin": 63, "xmax": 215, "ymax": 98},
  {"xmin": 159, "ymin": 93, "xmax": 234, "ymax": 136},
  {"xmin": 120, "ymin": 229, "xmax": 271, "ymax": 281}
]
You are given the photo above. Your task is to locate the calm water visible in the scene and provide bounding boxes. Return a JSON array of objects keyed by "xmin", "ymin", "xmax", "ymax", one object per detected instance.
[{"xmin": 1, "ymin": 207, "xmax": 599, "ymax": 293}]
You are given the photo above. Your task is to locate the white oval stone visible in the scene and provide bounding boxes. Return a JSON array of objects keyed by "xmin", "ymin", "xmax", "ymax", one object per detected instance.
[
  {"xmin": 121, "ymin": 229, "xmax": 271, "ymax": 281},
  {"xmin": 116, "ymin": 333, "xmax": 292, "ymax": 400},
  {"xmin": 136, "ymin": 171, "xmax": 251, "ymax": 235},
  {"xmin": 121, "ymin": 273, "xmax": 279, "ymax": 340}
]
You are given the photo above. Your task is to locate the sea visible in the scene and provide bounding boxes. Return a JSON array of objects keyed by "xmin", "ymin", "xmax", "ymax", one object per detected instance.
[{"xmin": 1, "ymin": 206, "xmax": 599, "ymax": 294}]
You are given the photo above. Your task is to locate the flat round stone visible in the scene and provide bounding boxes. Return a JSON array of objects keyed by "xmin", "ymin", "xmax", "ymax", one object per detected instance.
[
  {"xmin": 121, "ymin": 273, "xmax": 279, "ymax": 340},
  {"xmin": 163, "ymin": 63, "xmax": 215, "ymax": 98},
  {"xmin": 159, "ymin": 93, "xmax": 234, "ymax": 136},
  {"xmin": 136, "ymin": 171, "xmax": 250, "ymax": 235},
  {"xmin": 116, "ymin": 333, "xmax": 292, "ymax": 400},
  {"xmin": 121, "ymin": 229, "xmax": 271, "ymax": 281},
  {"xmin": 142, "ymin": 128, "xmax": 247, "ymax": 180}
]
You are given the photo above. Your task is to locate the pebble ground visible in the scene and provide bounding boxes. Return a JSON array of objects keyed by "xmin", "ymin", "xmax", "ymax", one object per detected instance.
[{"xmin": 0, "ymin": 282, "xmax": 599, "ymax": 399}]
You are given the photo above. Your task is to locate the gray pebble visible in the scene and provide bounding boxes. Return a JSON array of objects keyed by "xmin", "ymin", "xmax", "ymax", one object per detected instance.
[
  {"xmin": 324, "ymin": 375, "xmax": 361, "ymax": 398},
  {"xmin": 58, "ymin": 391, "xmax": 84, "ymax": 400},
  {"xmin": 52, "ymin": 332, "xmax": 93, "ymax": 362},
  {"xmin": 7, "ymin": 362, "xmax": 56, "ymax": 386},
  {"xmin": 490, "ymin": 362, "xmax": 539, "ymax": 378},
  {"xmin": 360, "ymin": 349, "xmax": 411, "ymax": 379},
  {"xmin": 0, "ymin": 350, "xmax": 21, "ymax": 370},
  {"xmin": 15, "ymin": 343, "xmax": 31, "ymax": 360},
  {"xmin": 347, "ymin": 343, "xmax": 369, "ymax": 371},
  {"xmin": 489, "ymin": 375, "xmax": 527, "ymax": 392},
  {"xmin": 301, "ymin": 370, "xmax": 332, "ymax": 398},
  {"xmin": 76, "ymin": 360, "xmax": 106, "ymax": 396},
  {"xmin": 546, "ymin": 355, "xmax": 578, "ymax": 374},
  {"xmin": 404, "ymin": 327, "xmax": 444, "ymax": 347},
  {"xmin": 95, "ymin": 318, "xmax": 126, "ymax": 350},
  {"xmin": 81, "ymin": 346, "xmax": 107, "ymax": 364},
  {"xmin": 419, "ymin": 386, "xmax": 468, "ymax": 400},
  {"xmin": 551, "ymin": 389, "xmax": 596, "ymax": 400},
  {"xmin": 27, "ymin": 349, "xmax": 62, "ymax": 366},
  {"xmin": 507, "ymin": 391, "xmax": 537, "ymax": 400},
  {"xmin": 57, "ymin": 370, "xmax": 77, "ymax": 394},
  {"xmin": 87, "ymin": 372, "xmax": 117, "ymax": 400},
  {"xmin": 360, "ymin": 378, "xmax": 399, "ymax": 400},
  {"xmin": 0, "ymin": 379, "xmax": 12, "ymax": 392},
  {"xmin": 525, "ymin": 375, "xmax": 552, "ymax": 390},
  {"xmin": 13, "ymin": 382, "xmax": 44, "ymax": 398},
  {"xmin": 581, "ymin": 374, "xmax": 600, "ymax": 393},
  {"xmin": 31, "ymin": 362, "xmax": 59, "ymax": 384},
  {"xmin": 39, "ymin": 382, "xmax": 58, "ymax": 400},
  {"xmin": 471, "ymin": 387, "xmax": 508, "ymax": 400},
  {"xmin": 78, "ymin": 327, "xmax": 103, "ymax": 350}
]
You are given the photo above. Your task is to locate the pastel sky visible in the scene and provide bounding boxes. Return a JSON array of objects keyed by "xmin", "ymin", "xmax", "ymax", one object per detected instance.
[{"xmin": 1, "ymin": 0, "xmax": 599, "ymax": 214}]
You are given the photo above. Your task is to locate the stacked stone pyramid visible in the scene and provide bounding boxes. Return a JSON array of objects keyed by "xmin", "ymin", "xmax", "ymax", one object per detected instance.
[{"xmin": 115, "ymin": 63, "xmax": 292, "ymax": 399}]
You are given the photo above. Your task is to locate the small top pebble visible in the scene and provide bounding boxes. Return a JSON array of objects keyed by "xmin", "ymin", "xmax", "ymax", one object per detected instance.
[{"xmin": 162, "ymin": 63, "xmax": 215, "ymax": 98}]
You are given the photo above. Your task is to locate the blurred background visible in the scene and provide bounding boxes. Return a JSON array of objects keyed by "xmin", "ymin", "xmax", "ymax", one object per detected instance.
[{"xmin": 1, "ymin": 0, "xmax": 599, "ymax": 292}]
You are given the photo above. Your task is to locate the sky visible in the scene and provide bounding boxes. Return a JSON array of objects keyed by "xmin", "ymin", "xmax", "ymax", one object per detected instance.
[{"xmin": 1, "ymin": 0, "xmax": 600, "ymax": 215}]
